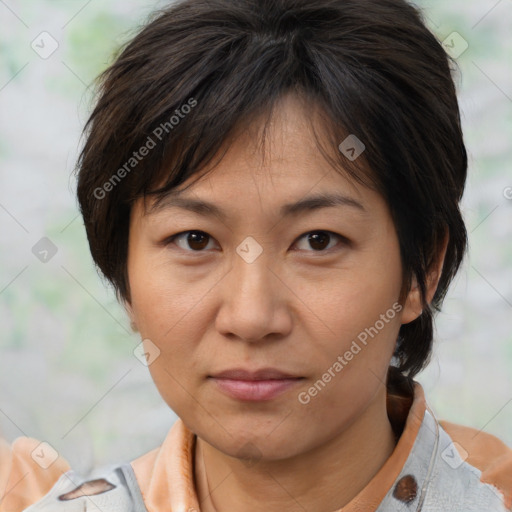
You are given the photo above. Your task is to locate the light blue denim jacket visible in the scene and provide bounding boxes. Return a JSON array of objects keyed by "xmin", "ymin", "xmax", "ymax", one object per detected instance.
[{"xmin": 23, "ymin": 408, "xmax": 509, "ymax": 512}]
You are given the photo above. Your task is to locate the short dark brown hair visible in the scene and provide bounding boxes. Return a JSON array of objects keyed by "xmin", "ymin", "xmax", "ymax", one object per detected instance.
[{"xmin": 76, "ymin": 0, "xmax": 468, "ymax": 381}]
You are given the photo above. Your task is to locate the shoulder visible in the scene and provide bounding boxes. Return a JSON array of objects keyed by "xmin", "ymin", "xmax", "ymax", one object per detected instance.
[
  {"xmin": 439, "ymin": 419, "xmax": 512, "ymax": 510},
  {"xmin": 20, "ymin": 464, "xmax": 147, "ymax": 512},
  {"xmin": 0, "ymin": 436, "xmax": 71, "ymax": 512},
  {"xmin": 381, "ymin": 407, "xmax": 510, "ymax": 511},
  {"xmin": 0, "ymin": 436, "xmax": 147, "ymax": 512}
]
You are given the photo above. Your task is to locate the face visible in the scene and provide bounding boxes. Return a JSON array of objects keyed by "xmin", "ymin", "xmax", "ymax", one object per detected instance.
[{"xmin": 126, "ymin": 93, "xmax": 422, "ymax": 461}]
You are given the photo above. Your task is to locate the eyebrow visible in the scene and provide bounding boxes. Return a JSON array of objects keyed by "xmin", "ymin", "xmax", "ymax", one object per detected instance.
[{"xmin": 147, "ymin": 191, "xmax": 366, "ymax": 220}]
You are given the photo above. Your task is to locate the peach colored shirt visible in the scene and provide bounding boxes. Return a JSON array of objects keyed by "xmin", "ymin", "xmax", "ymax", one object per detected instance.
[{"xmin": 0, "ymin": 437, "xmax": 71, "ymax": 511}]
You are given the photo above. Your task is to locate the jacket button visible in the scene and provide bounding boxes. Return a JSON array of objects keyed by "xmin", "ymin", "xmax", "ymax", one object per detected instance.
[{"xmin": 393, "ymin": 474, "xmax": 418, "ymax": 503}]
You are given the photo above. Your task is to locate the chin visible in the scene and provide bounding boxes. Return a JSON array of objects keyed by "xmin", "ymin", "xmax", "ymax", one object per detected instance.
[{"xmin": 209, "ymin": 426, "xmax": 309, "ymax": 462}]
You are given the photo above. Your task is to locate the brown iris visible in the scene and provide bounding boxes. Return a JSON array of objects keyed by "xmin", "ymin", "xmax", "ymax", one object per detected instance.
[
  {"xmin": 186, "ymin": 231, "xmax": 210, "ymax": 250},
  {"xmin": 306, "ymin": 232, "xmax": 331, "ymax": 251}
]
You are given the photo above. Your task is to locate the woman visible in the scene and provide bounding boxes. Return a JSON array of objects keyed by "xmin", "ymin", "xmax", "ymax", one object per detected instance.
[{"xmin": 1, "ymin": 0, "xmax": 511, "ymax": 510}]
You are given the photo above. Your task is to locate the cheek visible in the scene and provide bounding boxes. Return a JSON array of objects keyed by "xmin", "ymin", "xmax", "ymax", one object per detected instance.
[
  {"xmin": 129, "ymin": 265, "xmax": 206, "ymax": 413},
  {"xmin": 300, "ymin": 249, "xmax": 403, "ymax": 384},
  {"xmin": 293, "ymin": 284, "xmax": 401, "ymax": 437},
  {"xmin": 128, "ymin": 253, "xmax": 209, "ymax": 336},
  {"xmin": 126, "ymin": 253, "xmax": 223, "ymax": 397},
  {"xmin": 311, "ymin": 251, "xmax": 402, "ymax": 333}
]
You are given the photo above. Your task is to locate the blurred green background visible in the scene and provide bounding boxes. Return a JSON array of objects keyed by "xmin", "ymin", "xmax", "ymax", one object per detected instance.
[{"xmin": 0, "ymin": 0, "xmax": 511, "ymax": 476}]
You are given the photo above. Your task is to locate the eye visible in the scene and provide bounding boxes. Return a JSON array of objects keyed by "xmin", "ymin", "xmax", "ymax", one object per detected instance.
[
  {"xmin": 164, "ymin": 230, "xmax": 348, "ymax": 253},
  {"xmin": 166, "ymin": 230, "xmax": 217, "ymax": 252},
  {"xmin": 293, "ymin": 230, "xmax": 346, "ymax": 253}
]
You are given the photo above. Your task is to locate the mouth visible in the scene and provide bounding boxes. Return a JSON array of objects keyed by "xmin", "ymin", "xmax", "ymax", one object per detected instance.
[{"xmin": 208, "ymin": 367, "xmax": 305, "ymax": 401}]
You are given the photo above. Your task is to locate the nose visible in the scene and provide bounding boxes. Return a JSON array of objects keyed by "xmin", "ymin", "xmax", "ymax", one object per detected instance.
[{"xmin": 214, "ymin": 245, "xmax": 293, "ymax": 343}]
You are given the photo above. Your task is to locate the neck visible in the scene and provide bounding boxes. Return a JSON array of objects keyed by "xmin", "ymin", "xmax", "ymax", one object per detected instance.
[{"xmin": 194, "ymin": 385, "xmax": 397, "ymax": 512}]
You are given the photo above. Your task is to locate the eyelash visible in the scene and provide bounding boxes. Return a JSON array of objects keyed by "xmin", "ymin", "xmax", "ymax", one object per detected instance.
[{"xmin": 163, "ymin": 230, "xmax": 349, "ymax": 255}]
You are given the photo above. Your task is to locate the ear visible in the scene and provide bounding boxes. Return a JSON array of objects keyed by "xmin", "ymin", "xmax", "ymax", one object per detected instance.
[
  {"xmin": 400, "ymin": 231, "xmax": 449, "ymax": 325},
  {"xmin": 123, "ymin": 300, "xmax": 139, "ymax": 333}
]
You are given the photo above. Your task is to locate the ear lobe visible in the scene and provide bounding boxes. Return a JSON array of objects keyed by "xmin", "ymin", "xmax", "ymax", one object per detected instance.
[
  {"xmin": 123, "ymin": 300, "xmax": 139, "ymax": 333},
  {"xmin": 400, "ymin": 231, "xmax": 449, "ymax": 326},
  {"xmin": 400, "ymin": 275, "xmax": 423, "ymax": 325},
  {"xmin": 425, "ymin": 231, "xmax": 449, "ymax": 304}
]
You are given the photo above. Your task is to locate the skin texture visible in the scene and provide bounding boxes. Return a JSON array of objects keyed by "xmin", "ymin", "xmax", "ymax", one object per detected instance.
[{"xmin": 125, "ymin": 93, "xmax": 446, "ymax": 512}]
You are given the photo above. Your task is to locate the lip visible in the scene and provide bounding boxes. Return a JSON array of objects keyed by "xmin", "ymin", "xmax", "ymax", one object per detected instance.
[
  {"xmin": 210, "ymin": 378, "xmax": 304, "ymax": 401},
  {"xmin": 208, "ymin": 367, "xmax": 304, "ymax": 401},
  {"xmin": 210, "ymin": 367, "xmax": 301, "ymax": 380}
]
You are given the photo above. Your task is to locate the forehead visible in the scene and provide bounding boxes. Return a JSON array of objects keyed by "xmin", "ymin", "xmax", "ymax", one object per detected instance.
[{"xmin": 143, "ymin": 93, "xmax": 379, "ymax": 216}]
